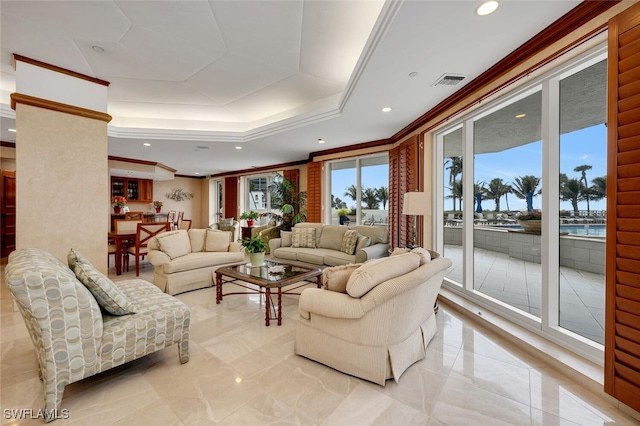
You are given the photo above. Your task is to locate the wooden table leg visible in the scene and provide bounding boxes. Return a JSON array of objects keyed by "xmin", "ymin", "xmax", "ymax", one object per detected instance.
[
  {"xmin": 265, "ymin": 288, "xmax": 271, "ymax": 326},
  {"xmin": 277, "ymin": 288, "xmax": 282, "ymax": 326},
  {"xmin": 316, "ymin": 275, "xmax": 322, "ymax": 288},
  {"xmin": 115, "ymin": 238, "xmax": 123, "ymax": 275},
  {"xmin": 216, "ymin": 273, "xmax": 222, "ymax": 304}
]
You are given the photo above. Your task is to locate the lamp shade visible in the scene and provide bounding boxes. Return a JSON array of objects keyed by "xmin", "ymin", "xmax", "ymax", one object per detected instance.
[{"xmin": 402, "ymin": 191, "xmax": 430, "ymax": 216}]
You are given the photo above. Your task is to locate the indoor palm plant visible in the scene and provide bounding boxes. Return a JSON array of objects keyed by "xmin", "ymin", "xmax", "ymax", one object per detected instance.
[{"xmin": 240, "ymin": 235, "xmax": 269, "ymax": 266}]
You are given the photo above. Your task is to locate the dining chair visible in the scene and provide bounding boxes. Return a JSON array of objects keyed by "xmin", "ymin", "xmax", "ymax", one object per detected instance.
[
  {"xmin": 167, "ymin": 211, "xmax": 177, "ymax": 229},
  {"xmin": 125, "ymin": 211, "xmax": 144, "ymax": 220},
  {"xmin": 127, "ymin": 222, "xmax": 171, "ymax": 276},
  {"xmin": 179, "ymin": 219, "xmax": 192, "ymax": 230},
  {"xmin": 176, "ymin": 211, "xmax": 184, "ymax": 230},
  {"xmin": 114, "ymin": 219, "xmax": 142, "ymax": 272}
]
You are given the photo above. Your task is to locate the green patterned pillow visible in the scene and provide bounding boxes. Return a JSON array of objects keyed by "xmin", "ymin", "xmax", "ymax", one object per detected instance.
[
  {"xmin": 74, "ymin": 262, "xmax": 136, "ymax": 315},
  {"xmin": 291, "ymin": 227, "xmax": 316, "ymax": 248},
  {"xmin": 340, "ymin": 230, "xmax": 359, "ymax": 255}
]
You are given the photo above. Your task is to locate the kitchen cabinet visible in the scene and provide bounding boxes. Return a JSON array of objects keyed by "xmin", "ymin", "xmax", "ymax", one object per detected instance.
[{"xmin": 111, "ymin": 177, "xmax": 153, "ymax": 203}]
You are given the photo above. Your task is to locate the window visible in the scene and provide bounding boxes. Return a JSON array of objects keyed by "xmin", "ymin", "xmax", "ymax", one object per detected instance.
[
  {"xmin": 326, "ymin": 154, "xmax": 389, "ymax": 225},
  {"xmin": 435, "ymin": 45, "xmax": 606, "ymax": 363},
  {"xmin": 244, "ymin": 173, "xmax": 283, "ymax": 218}
]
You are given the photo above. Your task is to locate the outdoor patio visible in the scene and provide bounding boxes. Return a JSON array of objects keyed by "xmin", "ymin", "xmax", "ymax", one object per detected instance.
[{"xmin": 442, "ymin": 244, "xmax": 605, "ymax": 345}]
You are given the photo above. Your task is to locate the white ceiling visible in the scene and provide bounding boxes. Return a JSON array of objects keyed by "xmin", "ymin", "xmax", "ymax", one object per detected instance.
[{"xmin": 0, "ymin": 0, "xmax": 581, "ymax": 177}]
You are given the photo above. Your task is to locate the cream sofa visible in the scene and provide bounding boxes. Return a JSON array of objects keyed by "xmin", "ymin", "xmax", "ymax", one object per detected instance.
[
  {"xmin": 148, "ymin": 229, "xmax": 245, "ymax": 295},
  {"xmin": 269, "ymin": 223, "xmax": 390, "ymax": 267},
  {"xmin": 295, "ymin": 249, "xmax": 452, "ymax": 385},
  {"xmin": 5, "ymin": 248, "xmax": 191, "ymax": 422}
]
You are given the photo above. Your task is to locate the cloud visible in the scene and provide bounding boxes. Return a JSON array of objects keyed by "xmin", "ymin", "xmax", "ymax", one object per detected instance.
[{"xmin": 581, "ymin": 154, "xmax": 589, "ymax": 160}]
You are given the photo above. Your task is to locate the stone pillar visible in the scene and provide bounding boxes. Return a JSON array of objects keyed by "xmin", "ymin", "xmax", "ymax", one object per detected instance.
[{"xmin": 11, "ymin": 55, "xmax": 111, "ymax": 272}]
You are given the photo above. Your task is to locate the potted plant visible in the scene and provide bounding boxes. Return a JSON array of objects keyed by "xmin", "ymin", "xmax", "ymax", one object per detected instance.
[
  {"xmin": 517, "ymin": 211, "xmax": 542, "ymax": 234},
  {"xmin": 153, "ymin": 200, "xmax": 163, "ymax": 213},
  {"xmin": 240, "ymin": 211, "xmax": 260, "ymax": 227},
  {"xmin": 112, "ymin": 196, "xmax": 127, "ymax": 214},
  {"xmin": 336, "ymin": 207, "xmax": 351, "ymax": 225},
  {"xmin": 240, "ymin": 235, "xmax": 268, "ymax": 266}
]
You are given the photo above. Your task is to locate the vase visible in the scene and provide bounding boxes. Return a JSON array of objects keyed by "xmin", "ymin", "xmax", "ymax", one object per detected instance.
[
  {"xmin": 247, "ymin": 219, "xmax": 255, "ymax": 227},
  {"xmin": 249, "ymin": 252, "xmax": 265, "ymax": 267},
  {"xmin": 155, "ymin": 207, "xmax": 161, "ymax": 213},
  {"xmin": 114, "ymin": 206, "xmax": 121, "ymax": 214},
  {"xmin": 517, "ymin": 219, "xmax": 542, "ymax": 234}
]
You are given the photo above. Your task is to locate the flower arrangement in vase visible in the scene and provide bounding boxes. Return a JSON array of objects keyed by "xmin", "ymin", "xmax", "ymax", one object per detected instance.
[
  {"xmin": 112, "ymin": 196, "xmax": 127, "ymax": 214},
  {"xmin": 153, "ymin": 200, "xmax": 163, "ymax": 213}
]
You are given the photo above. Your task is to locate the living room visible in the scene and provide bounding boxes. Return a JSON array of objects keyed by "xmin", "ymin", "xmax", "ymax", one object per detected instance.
[{"xmin": 2, "ymin": 1, "xmax": 640, "ymax": 424}]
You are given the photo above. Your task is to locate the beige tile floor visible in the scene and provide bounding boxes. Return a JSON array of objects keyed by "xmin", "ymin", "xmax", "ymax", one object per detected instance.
[{"xmin": 1, "ymin": 257, "xmax": 638, "ymax": 425}]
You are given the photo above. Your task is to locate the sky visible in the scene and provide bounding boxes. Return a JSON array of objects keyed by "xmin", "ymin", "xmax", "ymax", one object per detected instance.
[
  {"xmin": 448, "ymin": 123, "xmax": 607, "ymax": 213},
  {"xmin": 331, "ymin": 164, "xmax": 389, "ymax": 210}
]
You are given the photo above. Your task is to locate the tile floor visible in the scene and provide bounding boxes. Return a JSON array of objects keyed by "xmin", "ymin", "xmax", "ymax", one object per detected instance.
[
  {"xmin": 443, "ymin": 245, "xmax": 605, "ymax": 344},
  {"xmin": 1, "ymin": 258, "xmax": 637, "ymax": 425}
]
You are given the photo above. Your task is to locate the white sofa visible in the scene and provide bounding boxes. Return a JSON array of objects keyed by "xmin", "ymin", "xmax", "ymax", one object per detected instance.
[
  {"xmin": 295, "ymin": 249, "xmax": 452, "ymax": 385},
  {"xmin": 269, "ymin": 223, "xmax": 390, "ymax": 268},
  {"xmin": 148, "ymin": 229, "xmax": 245, "ymax": 295}
]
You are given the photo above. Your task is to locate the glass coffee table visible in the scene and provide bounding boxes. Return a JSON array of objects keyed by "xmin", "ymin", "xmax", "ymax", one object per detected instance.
[{"xmin": 215, "ymin": 260, "xmax": 322, "ymax": 326}]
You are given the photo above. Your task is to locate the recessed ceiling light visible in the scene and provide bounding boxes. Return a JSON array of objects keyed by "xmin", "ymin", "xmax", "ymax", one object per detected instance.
[
  {"xmin": 408, "ymin": 72, "xmax": 418, "ymax": 78},
  {"xmin": 381, "ymin": 107, "xmax": 392, "ymax": 112},
  {"xmin": 8, "ymin": 128, "xmax": 16, "ymax": 132},
  {"xmin": 476, "ymin": 1, "xmax": 499, "ymax": 16},
  {"xmin": 317, "ymin": 138, "xmax": 325, "ymax": 144},
  {"xmin": 235, "ymin": 146, "xmax": 242, "ymax": 150},
  {"xmin": 515, "ymin": 113, "xmax": 526, "ymax": 119},
  {"xmin": 143, "ymin": 142, "xmax": 151, "ymax": 146},
  {"xmin": 92, "ymin": 45, "xmax": 104, "ymax": 53},
  {"xmin": 195, "ymin": 172, "xmax": 200, "ymax": 175}
]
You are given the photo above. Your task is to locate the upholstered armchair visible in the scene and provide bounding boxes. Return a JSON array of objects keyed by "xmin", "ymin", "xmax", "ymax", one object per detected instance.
[
  {"xmin": 295, "ymin": 249, "xmax": 452, "ymax": 385},
  {"xmin": 210, "ymin": 218, "xmax": 240, "ymax": 241},
  {"xmin": 251, "ymin": 220, "xmax": 280, "ymax": 254}
]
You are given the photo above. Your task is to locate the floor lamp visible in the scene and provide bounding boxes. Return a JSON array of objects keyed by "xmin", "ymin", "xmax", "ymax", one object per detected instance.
[{"xmin": 402, "ymin": 191, "xmax": 429, "ymax": 248}]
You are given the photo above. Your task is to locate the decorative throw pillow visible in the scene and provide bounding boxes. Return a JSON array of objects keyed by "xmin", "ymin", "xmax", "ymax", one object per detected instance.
[
  {"xmin": 340, "ymin": 230, "xmax": 359, "ymax": 255},
  {"xmin": 355, "ymin": 235, "xmax": 371, "ymax": 252},
  {"xmin": 68, "ymin": 247, "xmax": 92, "ymax": 269},
  {"xmin": 346, "ymin": 252, "xmax": 420, "ymax": 298},
  {"xmin": 291, "ymin": 227, "xmax": 316, "ymax": 248},
  {"xmin": 411, "ymin": 247, "xmax": 432, "ymax": 265},
  {"xmin": 73, "ymin": 262, "xmax": 136, "ymax": 315},
  {"xmin": 205, "ymin": 229, "xmax": 231, "ymax": 252},
  {"xmin": 188, "ymin": 229, "xmax": 207, "ymax": 252},
  {"xmin": 156, "ymin": 230, "xmax": 191, "ymax": 259},
  {"xmin": 219, "ymin": 218, "xmax": 234, "ymax": 227},
  {"xmin": 390, "ymin": 247, "xmax": 411, "ymax": 256},
  {"xmin": 323, "ymin": 263, "xmax": 363, "ymax": 293},
  {"xmin": 280, "ymin": 231, "xmax": 292, "ymax": 247}
]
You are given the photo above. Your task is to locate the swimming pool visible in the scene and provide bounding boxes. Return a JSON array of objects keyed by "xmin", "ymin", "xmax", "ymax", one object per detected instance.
[{"xmin": 490, "ymin": 224, "xmax": 606, "ymax": 236}]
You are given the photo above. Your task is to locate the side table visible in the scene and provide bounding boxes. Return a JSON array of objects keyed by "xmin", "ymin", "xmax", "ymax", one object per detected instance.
[{"xmin": 240, "ymin": 226, "xmax": 253, "ymax": 240}]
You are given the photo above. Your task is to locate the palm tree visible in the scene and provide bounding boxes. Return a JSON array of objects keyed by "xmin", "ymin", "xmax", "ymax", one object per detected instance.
[
  {"xmin": 447, "ymin": 180, "xmax": 463, "ymax": 212},
  {"xmin": 331, "ymin": 195, "xmax": 346, "ymax": 209},
  {"xmin": 485, "ymin": 178, "xmax": 509, "ymax": 212},
  {"xmin": 560, "ymin": 178, "xmax": 586, "ymax": 213},
  {"xmin": 511, "ymin": 175, "xmax": 542, "ymax": 204},
  {"xmin": 362, "ymin": 188, "xmax": 380, "ymax": 209},
  {"xmin": 445, "ymin": 156, "xmax": 463, "ymax": 212},
  {"xmin": 574, "ymin": 165, "xmax": 593, "ymax": 214},
  {"xmin": 376, "ymin": 186, "xmax": 389, "ymax": 210},
  {"xmin": 590, "ymin": 176, "xmax": 607, "ymax": 201},
  {"xmin": 343, "ymin": 184, "xmax": 361, "ymax": 204}
]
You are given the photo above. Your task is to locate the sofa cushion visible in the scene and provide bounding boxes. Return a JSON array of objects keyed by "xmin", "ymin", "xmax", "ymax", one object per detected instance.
[
  {"xmin": 318, "ymin": 225, "xmax": 347, "ymax": 251},
  {"xmin": 297, "ymin": 249, "xmax": 330, "ymax": 265},
  {"xmin": 188, "ymin": 229, "xmax": 207, "ymax": 252},
  {"xmin": 156, "ymin": 230, "xmax": 191, "ymax": 259},
  {"xmin": 271, "ymin": 247, "xmax": 299, "ymax": 261},
  {"xmin": 74, "ymin": 261, "xmax": 136, "ymax": 315},
  {"xmin": 205, "ymin": 229, "xmax": 231, "ymax": 252},
  {"xmin": 340, "ymin": 229, "xmax": 359, "ymax": 255},
  {"xmin": 323, "ymin": 263, "xmax": 362, "ymax": 293},
  {"xmin": 292, "ymin": 227, "xmax": 316, "ymax": 248},
  {"xmin": 351, "ymin": 225, "xmax": 389, "ymax": 245},
  {"xmin": 346, "ymin": 252, "xmax": 420, "ymax": 298},
  {"xmin": 355, "ymin": 235, "xmax": 371, "ymax": 251},
  {"xmin": 281, "ymin": 230, "xmax": 292, "ymax": 247},
  {"xmin": 160, "ymin": 251, "xmax": 245, "ymax": 274},
  {"xmin": 323, "ymin": 251, "xmax": 357, "ymax": 267}
]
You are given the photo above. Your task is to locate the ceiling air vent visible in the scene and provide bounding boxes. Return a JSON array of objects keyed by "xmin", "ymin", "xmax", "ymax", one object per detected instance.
[{"xmin": 432, "ymin": 74, "xmax": 466, "ymax": 87}]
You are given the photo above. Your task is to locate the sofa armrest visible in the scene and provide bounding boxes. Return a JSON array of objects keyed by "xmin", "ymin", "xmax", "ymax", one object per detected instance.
[
  {"xmin": 298, "ymin": 288, "xmax": 365, "ymax": 320},
  {"xmin": 269, "ymin": 238, "xmax": 282, "ymax": 253},
  {"xmin": 148, "ymin": 249, "xmax": 171, "ymax": 266},
  {"xmin": 355, "ymin": 243, "xmax": 390, "ymax": 263}
]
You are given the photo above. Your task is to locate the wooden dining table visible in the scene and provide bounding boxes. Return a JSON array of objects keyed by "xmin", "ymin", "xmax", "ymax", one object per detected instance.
[{"xmin": 108, "ymin": 231, "xmax": 136, "ymax": 275}]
